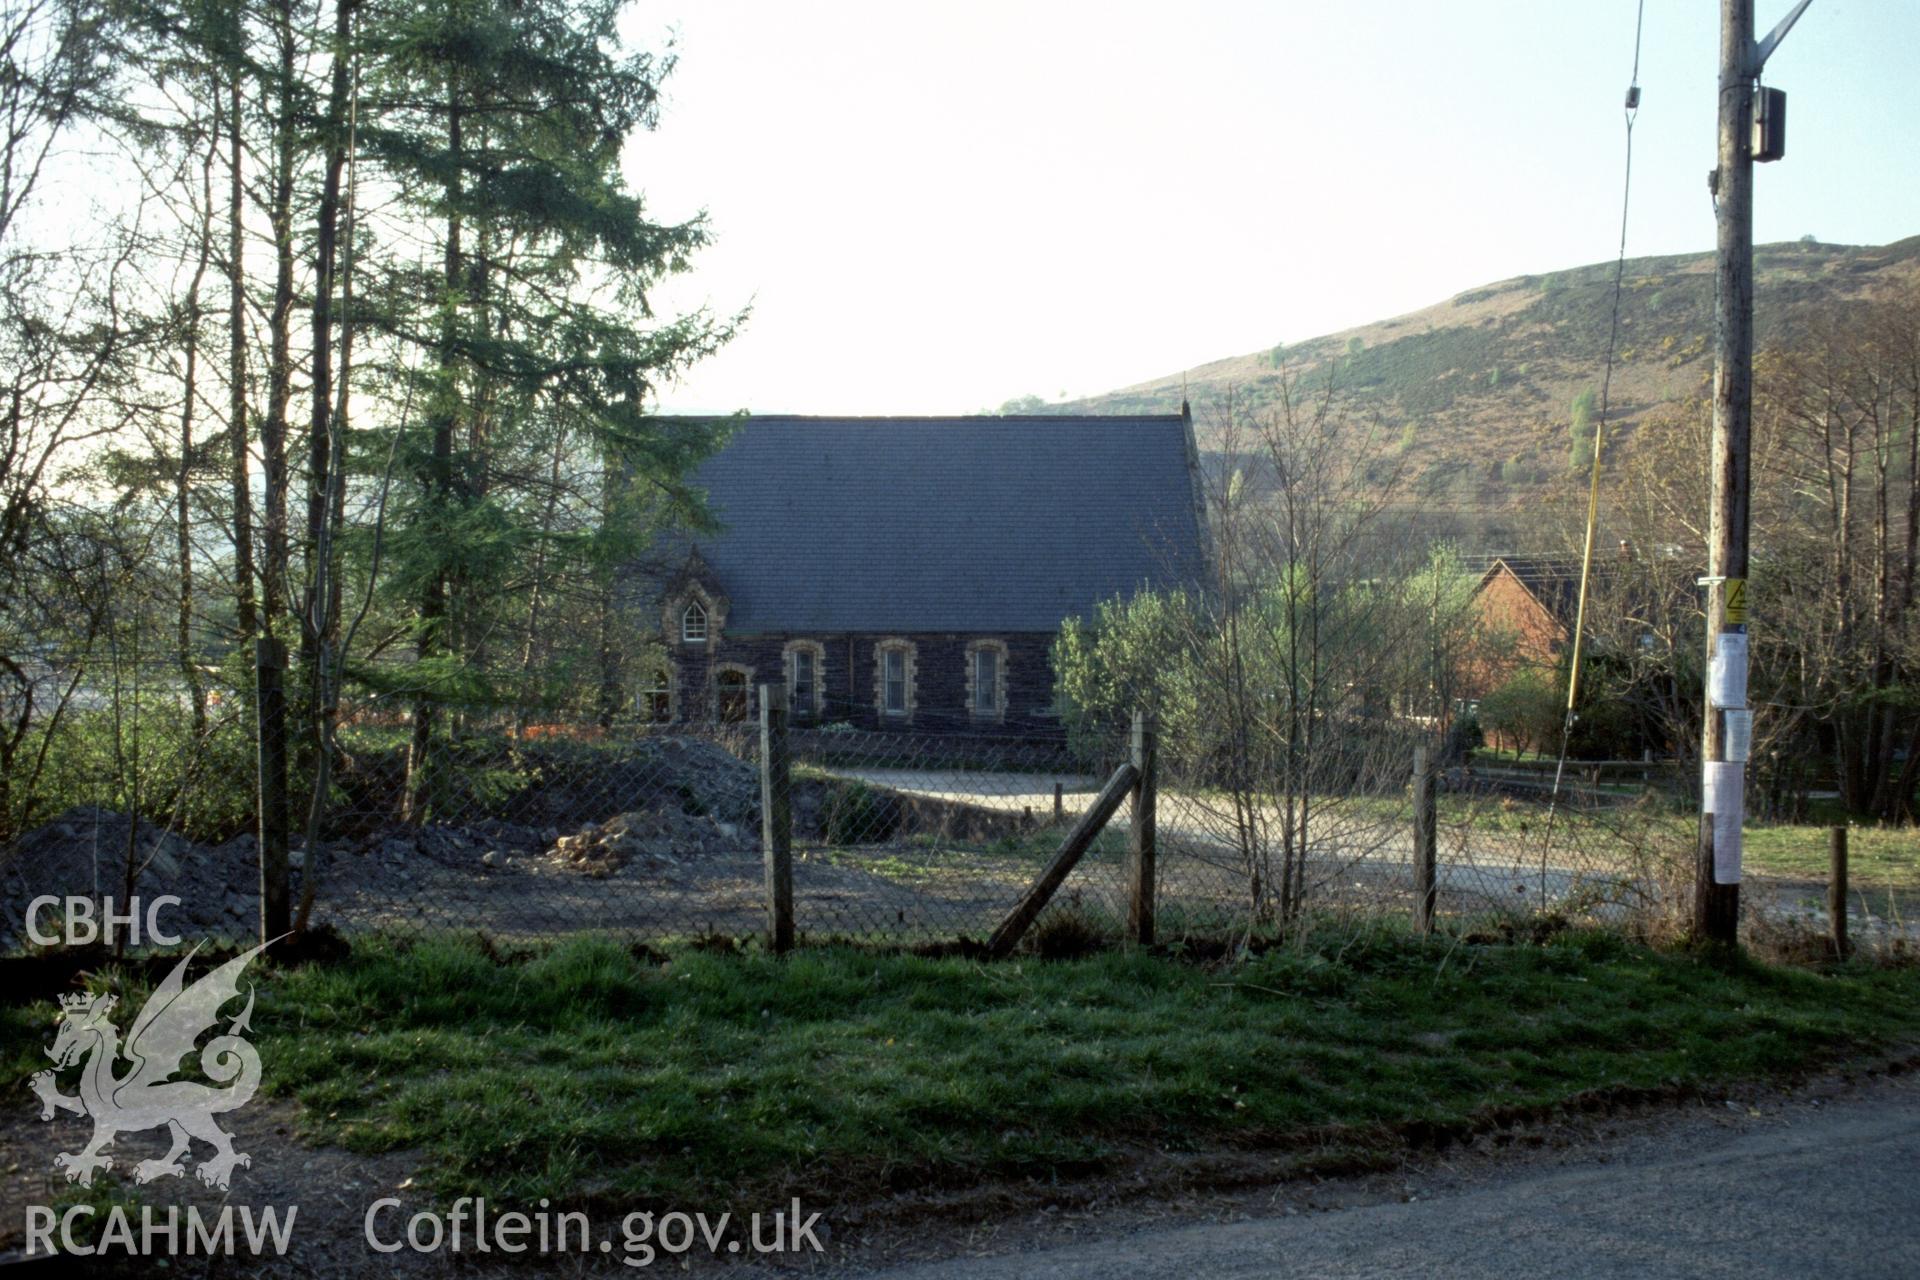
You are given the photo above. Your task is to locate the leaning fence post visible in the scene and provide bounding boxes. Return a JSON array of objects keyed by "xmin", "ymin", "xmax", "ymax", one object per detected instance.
[
  {"xmin": 1127, "ymin": 710, "xmax": 1158, "ymax": 946},
  {"xmin": 1829, "ymin": 826, "xmax": 1849, "ymax": 959},
  {"xmin": 255, "ymin": 637, "xmax": 290, "ymax": 943},
  {"xmin": 1411, "ymin": 745, "xmax": 1437, "ymax": 935},
  {"xmin": 987, "ymin": 760, "xmax": 1138, "ymax": 958},
  {"xmin": 759, "ymin": 683, "xmax": 794, "ymax": 952}
]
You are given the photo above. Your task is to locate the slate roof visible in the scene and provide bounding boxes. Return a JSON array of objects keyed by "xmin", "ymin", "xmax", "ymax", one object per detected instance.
[
  {"xmin": 658, "ymin": 414, "xmax": 1207, "ymax": 635},
  {"xmin": 1467, "ymin": 554, "xmax": 1615, "ymax": 629}
]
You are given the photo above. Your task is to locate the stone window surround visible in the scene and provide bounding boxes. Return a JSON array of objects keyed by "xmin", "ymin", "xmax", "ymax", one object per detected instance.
[
  {"xmin": 681, "ymin": 601, "xmax": 707, "ymax": 644},
  {"xmin": 964, "ymin": 638, "xmax": 1009, "ymax": 722},
  {"xmin": 642, "ymin": 665, "xmax": 678, "ymax": 723},
  {"xmin": 662, "ymin": 582, "xmax": 727, "ymax": 654},
  {"xmin": 712, "ymin": 661, "xmax": 755, "ymax": 722},
  {"xmin": 871, "ymin": 638, "xmax": 918, "ymax": 720},
  {"xmin": 782, "ymin": 640, "xmax": 827, "ymax": 718}
]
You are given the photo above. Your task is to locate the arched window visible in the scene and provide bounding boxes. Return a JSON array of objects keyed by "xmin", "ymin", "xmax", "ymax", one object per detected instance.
[
  {"xmin": 966, "ymin": 640, "xmax": 1008, "ymax": 720},
  {"xmin": 784, "ymin": 640, "xmax": 826, "ymax": 719},
  {"xmin": 643, "ymin": 670, "xmax": 672, "ymax": 722},
  {"xmin": 872, "ymin": 639, "xmax": 915, "ymax": 719},
  {"xmin": 715, "ymin": 668, "xmax": 749, "ymax": 723},
  {"xmin": 682, "ymin": 601, "xmax": 707, "ymax": 643}
]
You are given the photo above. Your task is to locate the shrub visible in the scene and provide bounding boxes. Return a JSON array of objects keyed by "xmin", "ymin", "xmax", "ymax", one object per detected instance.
[
  {"xmin": 823, "ymin": 781, "xmax": 898, "ymax": 845},
  {"xmin": 17, "ymin": 705, "xmax": 255, "ymax": 842}
]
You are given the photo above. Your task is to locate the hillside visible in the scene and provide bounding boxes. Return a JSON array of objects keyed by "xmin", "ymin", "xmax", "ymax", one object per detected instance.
[{"xmin": 1050, "ymin": 236, "xmax": 1920, "ymax": 523}]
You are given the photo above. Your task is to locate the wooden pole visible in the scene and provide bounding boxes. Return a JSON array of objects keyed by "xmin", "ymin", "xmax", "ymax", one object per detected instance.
[
  {"xmin": 988, "ymin": 761, "xmax": 1138, "ymax": 958},
  {"xmin": 1412, "ymin": 745, "xmax": 1437, "ymax": 935},
  {"xmin": 1697, "ymin": 0, "xmax": 1753, "ymax": 944},
  {"xmin": 1127, "ymin": 710, "xmax": 1157, "ymax": 946},
  {"xmin": 759, "ymin": 683, "xmax": 793, "ymax": 953},
  {"xmin": 1829, "ymin": 825, "xmax": 1849, "ymax": 958},
  {"xmin": 1692, "ymin": 811, "xmax": 1729, "ymax": 942},
  {"xmin": 255, "ymin": 637, "xmax": 290, "ymax": 942},
  {"xmin": 1053, "ymin": 781, "xmax": 1064, "ymax": 824}
]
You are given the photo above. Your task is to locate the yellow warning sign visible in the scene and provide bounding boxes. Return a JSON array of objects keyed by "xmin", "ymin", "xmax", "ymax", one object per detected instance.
[{"xmin": 1724, "ymin": 577, "xmax": 1748, "ymax": 624}]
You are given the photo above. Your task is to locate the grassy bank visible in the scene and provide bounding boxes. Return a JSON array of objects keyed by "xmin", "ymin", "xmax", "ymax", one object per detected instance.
[
  {"xmin": 165, "ymin": 932, "xmax": 1920, "ymax": 1209},
  {"xmin": 6, "ymin": 932, "xmax": 1912, "ymax": 1216}
]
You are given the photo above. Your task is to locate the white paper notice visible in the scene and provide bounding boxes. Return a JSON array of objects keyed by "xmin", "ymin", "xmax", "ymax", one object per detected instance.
[
  {"xmin": 1702, "ymin": 761, "xmax": 1743, "ymax": 884},
  {"xmin": 1724, "ymin": 709, "xmax": 1753, "ymax": 763},
  {"xmin": 1709, "ymin": 631, "xmax": 1749, "ymax": 708}
]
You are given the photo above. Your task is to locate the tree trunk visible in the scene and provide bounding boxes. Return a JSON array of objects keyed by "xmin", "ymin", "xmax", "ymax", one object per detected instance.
[
  {"xmin": 177, "ymin": 93, "xmax": 218, "ymax": 738},
  {"xmin": 259, "ymin": 0, "xmax": 296, "ymax": 650},
  {"xmin": 303, "ymin": 0, "xmax": 353, "ymax": 708},
  {"xmin": 226, "ymin": 73, "xmax": 256, "ymax": 646},
  {"xmin": 404, "ymin": 79, "xmax": 463, "ymax": 822}
]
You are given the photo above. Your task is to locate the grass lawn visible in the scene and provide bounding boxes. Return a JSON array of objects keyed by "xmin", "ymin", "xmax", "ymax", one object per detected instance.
[
  {"xmin": 1423, "ymin": 793, "xmax": 1920, "ymax": 893},
  {"xmin": 11, "ymin": 930, "xmax": 1904, "ymax": 1214},
  {"xmin": 1738, "ymin": 824, "xmax": 1919, "ymax": 890}
]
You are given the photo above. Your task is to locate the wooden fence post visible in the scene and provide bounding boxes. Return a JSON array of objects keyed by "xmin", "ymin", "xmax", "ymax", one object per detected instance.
[
  {"xmin": 1411, "ymin": 745, "xmax": 1436, "ymax": 936},
  {"xmin": 987, "ymin": 761, "xmax": 1139, "ymax": 958},
  {"xmin": 1829, "ymin": 826, "xmax": 1849, "ymax": 959},
  {"xmin": 255, "ymin": 637, "xmax": 290, "ymax": 943},
  {"xmin": 1128, "ymin": 710, "xmax": 1157, "ymax": 946},
  {"xmin": 759, "ymin": 683, "xmax": 793, "ymax": 953},
  {"xmin": 1053, "ymin": 781, "xmax": 1064, "ymax": 824}
]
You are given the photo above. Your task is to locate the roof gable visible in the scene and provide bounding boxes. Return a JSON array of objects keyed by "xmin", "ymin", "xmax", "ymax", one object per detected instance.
[
  {"xmin": 657, "ymin": 414, "xmax": 1207, "ymax": 634},
  {"xmin": 1469, "ymin": 555, "xmax": 1616, "ymax": 630}
]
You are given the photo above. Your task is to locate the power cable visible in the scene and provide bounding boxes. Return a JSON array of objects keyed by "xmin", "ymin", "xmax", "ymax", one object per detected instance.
[{"xmin": 1536, "ymin": 0, "xmax": 1645, "ymax": 908}]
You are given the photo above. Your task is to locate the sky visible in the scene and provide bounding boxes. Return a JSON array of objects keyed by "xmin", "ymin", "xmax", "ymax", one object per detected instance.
[{"xmin": 622, "ymin": 1, "xmax": 1920, "ymax": 417}]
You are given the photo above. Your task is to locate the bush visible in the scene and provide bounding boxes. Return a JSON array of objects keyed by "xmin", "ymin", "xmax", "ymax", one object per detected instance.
[
  {"xmin": 15, "ymin": 705, "xmax": 255, "ymax": 842},
  {"xmin": 823, "ymin": 781, "xmax": 898, "ymax": 845},
  {"xmin": 1442, "ymin": 710, "xmax": 1483, "ymax": 765},
  {"xmin": 1479, "ymin": 671, "xmax": 1562, "ymax": 756}
]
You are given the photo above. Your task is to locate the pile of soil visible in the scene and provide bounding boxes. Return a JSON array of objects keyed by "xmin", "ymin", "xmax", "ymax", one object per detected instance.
[
  {"xmin": 0, "ymin": 735, "xmax": 774, "ymax": 949},
  {"xmin": 0, "ymin": 807, "xmax": 267, "ymax": 948}
]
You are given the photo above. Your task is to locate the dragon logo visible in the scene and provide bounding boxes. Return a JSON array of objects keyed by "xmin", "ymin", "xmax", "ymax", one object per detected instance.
[{"xmin": 29, "ymin": 941, "xmax": 270, "ymax": 1190}]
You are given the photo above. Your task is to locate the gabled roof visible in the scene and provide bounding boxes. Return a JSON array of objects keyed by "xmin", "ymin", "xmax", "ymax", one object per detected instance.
[
  {"xmin": 1467, "ymin": 554, "xmax": 1613, "ymax": 630},
  {"xmin": 657, "ymin": 414, "xmax": 1207, "ymax": 634}
]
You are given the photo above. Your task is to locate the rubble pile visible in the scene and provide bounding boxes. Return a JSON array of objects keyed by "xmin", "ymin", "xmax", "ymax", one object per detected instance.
[{"xmin": 547, "ymin": 808, "xmax": 747, "ymax": 878}]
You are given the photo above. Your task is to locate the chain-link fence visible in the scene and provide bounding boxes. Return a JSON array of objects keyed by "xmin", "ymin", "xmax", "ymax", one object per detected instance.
[{"xmin": 1, "ymin": 667, "xmax": 1696, "ymax": 955}]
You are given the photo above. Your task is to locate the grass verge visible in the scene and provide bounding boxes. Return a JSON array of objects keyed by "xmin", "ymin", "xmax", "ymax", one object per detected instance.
[
  {"xmin": 5, "ymin": 931, "xmax": 1912, "ymax": 1216},
  {"xmin": 165, "ymin": 929, "xmax": 1920, "ymax": 1210}
]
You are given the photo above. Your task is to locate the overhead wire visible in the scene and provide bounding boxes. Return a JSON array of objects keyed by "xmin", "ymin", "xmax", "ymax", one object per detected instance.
[{"xmin": 1536, "ymin": 0, "xmax": 1646, "ymax": 907}]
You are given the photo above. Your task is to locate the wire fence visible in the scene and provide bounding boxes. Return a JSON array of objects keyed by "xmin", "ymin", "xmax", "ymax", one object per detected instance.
[{"xmin": 0, "ymin": 670, "xmax": 1698, "ymax": 956}]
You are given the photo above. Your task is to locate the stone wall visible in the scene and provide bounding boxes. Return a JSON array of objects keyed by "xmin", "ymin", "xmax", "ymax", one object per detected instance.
[{"xmin": 654, "ymin": 631, "xmax": 1061, "ymax": 733}]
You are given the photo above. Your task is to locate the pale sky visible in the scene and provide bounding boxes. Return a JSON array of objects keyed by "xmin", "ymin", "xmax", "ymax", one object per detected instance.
[{"xmin": 626, "ymin": 1, "xmax": 1919, "ymax": 416}]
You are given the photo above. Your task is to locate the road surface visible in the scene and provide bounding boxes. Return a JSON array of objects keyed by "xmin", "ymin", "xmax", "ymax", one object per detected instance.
[{"xmin": 862, "ymin": 1077, "xmax": 1920, "ymax": 1279}]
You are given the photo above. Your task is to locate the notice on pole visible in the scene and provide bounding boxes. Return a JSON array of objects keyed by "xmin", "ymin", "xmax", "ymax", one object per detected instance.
[
  {"xmin": 1724, "ymin": 577, "xmax": 1748, "ymax": 624},
  {"xmin": 1724, "ymin": 708, "xmax": 1753, "ymax": 763},
  {"xmin": 1709, "ymin": 630, "xmax": 1748, "ymax": 708},
  {"xmin": 1703, "ymin": 761, "xmax": 1743, "ymax": 884}
]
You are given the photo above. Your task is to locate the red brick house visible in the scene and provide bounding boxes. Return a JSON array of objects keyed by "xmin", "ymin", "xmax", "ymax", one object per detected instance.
[{"xmin": 1466, "ymin": 555, "xmax": 1587, "ymax": 695}]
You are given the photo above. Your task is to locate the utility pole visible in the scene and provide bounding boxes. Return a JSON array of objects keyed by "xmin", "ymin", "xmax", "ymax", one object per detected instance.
[{"xmin": 1698, "ymin": 0, "xmax": 1812, "ymax": 944}]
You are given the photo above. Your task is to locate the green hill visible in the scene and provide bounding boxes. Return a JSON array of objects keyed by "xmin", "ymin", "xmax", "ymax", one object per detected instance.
[{"xmin": 1050, "ymin": 236, "xmax": 1920, "ymax": 515}]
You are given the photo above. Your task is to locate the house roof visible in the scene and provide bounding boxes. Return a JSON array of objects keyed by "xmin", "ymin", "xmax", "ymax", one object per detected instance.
[
  {"xmin": 1467, "ymin": 554, "xmax": 1613, "ymax": 630},
  {"xmin": 657, "ymin": 414, "xmax": 1207, "ymax": 634}
]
